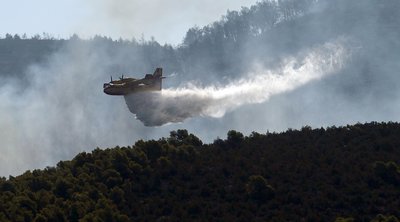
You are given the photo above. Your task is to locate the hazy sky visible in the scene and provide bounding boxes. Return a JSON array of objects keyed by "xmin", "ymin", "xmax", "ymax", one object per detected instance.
[{"xmin": 0, "ymin": 0, "xmax": 259, "ymax": 45}]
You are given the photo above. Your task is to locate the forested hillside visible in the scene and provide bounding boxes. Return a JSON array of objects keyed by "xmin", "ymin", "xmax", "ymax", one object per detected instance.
[
  {"xmin": 0, "ymin": 122, "xmax": 399, "ymax": 221},
  {"xmin": 3, "ymin": 0, "xmax": 399, "ymax": 85},
  {"xmin": 0, "ymin": 36, "xmax": 63, "ymax": 80},
  {"xmin": 0, "ymin": 0, "xmax": 319, "ymax": 82}
]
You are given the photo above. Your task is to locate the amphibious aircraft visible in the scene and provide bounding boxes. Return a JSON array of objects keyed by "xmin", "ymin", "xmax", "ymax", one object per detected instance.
[{"xmin": 103, "ymin": 68, "xmax": 165, "ymax": 95}]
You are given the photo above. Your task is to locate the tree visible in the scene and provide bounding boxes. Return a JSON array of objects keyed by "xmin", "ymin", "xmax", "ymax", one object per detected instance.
[
  {"xmin": 54, "ymin": 178, "xmax": 71, "ymax": 198},
  {"xmin": 373, "ymin": 161, "xmax": 400, "ymax": 185},
  {"xmin": 335, "ymin": 217, "xmax": 355, "ymax": 222},
  {"xmin": 169, "ymin": 129, "xmax": 203, "ymax": 147},
  {"xmin": 5, "ymin": 33, "xmax": 12, "ymax": 39},
  {"xmin": 371, "ymin": 214, "xmax": 399, "ymax": 222},
  {"xmin": 226, "ymin": 130, "xmax": 244, "ymax": 148},
  {"xmin": 246, "ymin": 175, "xmax": 275, "ymax": 202}
]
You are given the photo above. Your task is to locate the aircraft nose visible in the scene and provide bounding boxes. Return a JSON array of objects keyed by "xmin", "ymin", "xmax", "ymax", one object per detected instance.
[{"xmin": 103, "ymin": 88, "xmax": 112, "ymax": 95}]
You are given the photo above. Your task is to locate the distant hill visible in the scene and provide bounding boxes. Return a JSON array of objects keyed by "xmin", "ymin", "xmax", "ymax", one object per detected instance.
[
  {"xmin": 2, "ymin": 0, "xmax": 398, "ymax": 84},
  {"xmin": 1, "ymin": 122, "xmax": 399, "ymax": 221},
  {"xmin": 0, "ymin": 36, "xmax": 181, "ymax": 85},
  {"xmin": 0, "ymin": 37, "xmax": 63, "ymax": 79}
]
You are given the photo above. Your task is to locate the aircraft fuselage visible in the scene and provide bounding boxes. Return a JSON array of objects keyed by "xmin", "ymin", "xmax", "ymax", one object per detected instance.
[{"xmin": 103, "ymin": 68, "xmax": 164, "ymax": 96}]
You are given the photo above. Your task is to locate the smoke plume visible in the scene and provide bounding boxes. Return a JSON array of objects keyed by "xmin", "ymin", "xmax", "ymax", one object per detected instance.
[
  {"xmin": 1, "ymin": 0, "xmax": 398, "ymax": 176},
  {"xmin": 125, "ymin": 39, "xmax": 349, "ymax": 126}
]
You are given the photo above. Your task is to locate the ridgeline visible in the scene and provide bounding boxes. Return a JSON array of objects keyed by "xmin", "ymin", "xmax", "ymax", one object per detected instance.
[{"xmin": 1, "ymin": 122, "xmax": 399, "ymax": 221}]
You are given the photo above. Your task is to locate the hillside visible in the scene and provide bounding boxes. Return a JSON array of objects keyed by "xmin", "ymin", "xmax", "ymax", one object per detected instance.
[
  {"xmin": 1, "ymin": 122, "xmax": 399, "ymax": 221},
  {"xmin": 4, "ymin": 0, "xmax": 399, "ymax": 85},
  {"xmin": 0, "ymin": 37, "xmax": 63, "ymax": 89}
]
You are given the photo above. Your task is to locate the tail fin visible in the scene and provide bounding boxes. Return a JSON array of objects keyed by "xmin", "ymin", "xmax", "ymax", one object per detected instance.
[
  {"xmin": 153, "ymin": 68, "xmax": 162, "ymax": 78},
  {"xmin": 153, "ymin": 68, "xmax": 163, "ymax": 90}
]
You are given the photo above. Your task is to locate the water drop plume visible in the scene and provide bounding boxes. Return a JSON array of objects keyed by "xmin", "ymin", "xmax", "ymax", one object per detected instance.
[{"xmin": 125, "ymin": 38, "xmax": 350, "ymax": 126}]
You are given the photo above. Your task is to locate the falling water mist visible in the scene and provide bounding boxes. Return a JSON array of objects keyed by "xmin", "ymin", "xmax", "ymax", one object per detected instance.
[{"xmin": 125, "ymin": 38, "xmax": 350, "ymax": 126}]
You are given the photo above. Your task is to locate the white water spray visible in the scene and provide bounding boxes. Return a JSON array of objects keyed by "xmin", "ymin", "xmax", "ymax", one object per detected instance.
[{"xmin": 125, "ymin": 38, "xmax": 350, "ymax": 126}]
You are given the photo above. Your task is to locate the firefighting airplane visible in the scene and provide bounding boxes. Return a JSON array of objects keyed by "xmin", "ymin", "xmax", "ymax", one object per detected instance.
[{"xmin": 103, "ymin": 68, "xmax": 165, "ymax": 95}]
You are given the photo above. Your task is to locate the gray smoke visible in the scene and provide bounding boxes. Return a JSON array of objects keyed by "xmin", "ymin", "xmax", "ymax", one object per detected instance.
[
  {"xmin": 125, "ymin": 38, "xmax": 350, "ymax": 126},
  {"xmin": 79, "ymin": 0, "xmax": 259, "ymax": 44},
  {"xmin": 0, "ymin": 40, "xmax": 153, "ymax": 176},
  {"xmin": 1, "ymin": 0, "xmax": 399, "ymax": 176},
  {"xmin": 0, "ymin": 36, "xmax": 349, "ymax": 176}
]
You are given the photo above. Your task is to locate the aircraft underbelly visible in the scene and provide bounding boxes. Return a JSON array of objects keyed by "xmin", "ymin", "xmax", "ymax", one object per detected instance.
[{"xmin": 104, "ymin": 85, "xmax": 158, "ymax": 95}]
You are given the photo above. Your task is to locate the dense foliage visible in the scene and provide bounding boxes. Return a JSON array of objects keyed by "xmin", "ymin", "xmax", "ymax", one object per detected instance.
[{"xmin": 0, "ymin": 123, "xmax": 399, "ymax": 221}]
